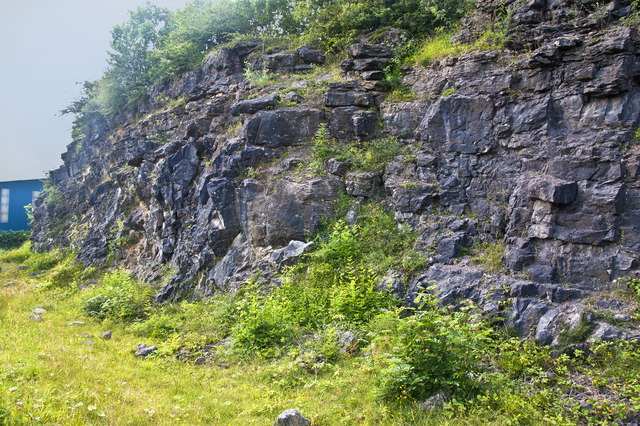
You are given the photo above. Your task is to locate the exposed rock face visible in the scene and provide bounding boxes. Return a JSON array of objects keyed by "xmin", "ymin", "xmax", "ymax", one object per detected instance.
[{"xmin": 32, "ymin": 0, "xmax": 640, "ymax": 343}]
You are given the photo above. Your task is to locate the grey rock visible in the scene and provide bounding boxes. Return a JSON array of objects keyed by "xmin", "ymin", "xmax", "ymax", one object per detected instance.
[
  {"xmin": 326, "ymin": 158, "xmax": 349, "ymax": 176},
  {"xmin": 528, "ymin": 177, "xmax": 577, "ymax": 205},
  {"xmin": 346, "ymin": 43, "xmax": 392, "ymax": 59},
  {"xmin": 283, "ymin": 91, "xmax": 303, "ymax": 104},
  {"xmin": 589, "ymin": 322, "xmax": 623, "ymax": 342},
  {"xmin": 32, "ymin": 308, "xmax": 46, "ymax": 315},
  {"xmin": 81, "ymin": 341, "xmax": 95, "ymax": 346},
  {"xmin": 419, "ymin": 392, "xmax": 448, "ymax": 412},
  {"xmin": 296, "ymin": 45, "xmax": 325, "ymax": 64},
  {"xmin": 377, "ymin": 271, "xmax": 404, "ymax": 299},
  {"xmin": 338, "ymin": 331, "xmax": 357, "ymax": 353},
  {"xmin": 29, "ymin": 314, "xmax": 43, "ymax": 322},
  {"xmin": 244, "ymin": 108, "xmax": 323, "ymax": 148},
  {"xmin": 273, "ymin": 240, "xmax": 314, "ymax": 268},
  {"xmin": 274, "ymin": 409, "xmax": 310, "ymax": 426},
  {"xmin": 345, "ymin": 171, "xmax": 383, "ymax": 197},
  {"xmin": 101, "ymin": 330, "xmax": 112, "ymax": 340},
  {"xmin": 3, "ymin": 281, "xmax": 14, "ymax": 287},
  {"xmin": 324, "ymin": 82, "xmax": 374, "ymax": 107},
  {"xmin": 231, "ymin": 93, "xmax": 280, "ymax": 115},
  {"xmin": 67, "ymin": 321, "xmax": 85, "ymax": 326},
  {"xmin": 135, "ymin": 343, "xmax": 158, "ymax": 358},
  {"xmin": 535, "ymin": 308, "xmax": 560, "ymax": 346}
]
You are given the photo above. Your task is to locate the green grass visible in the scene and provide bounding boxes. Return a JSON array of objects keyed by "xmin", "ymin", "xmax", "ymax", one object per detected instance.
[
  {"xmin": 1, "ymin": 231, "xmax": 640, "ymax": 424},
  {"xmin": 409, "ymin": 29, "xmax": 507, "ymax": 68}
]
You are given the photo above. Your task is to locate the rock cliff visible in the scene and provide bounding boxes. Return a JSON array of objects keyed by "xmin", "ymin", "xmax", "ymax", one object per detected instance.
[{"xmin": 33, "ymin": 0, "xmax": 640, "ymax": 344}]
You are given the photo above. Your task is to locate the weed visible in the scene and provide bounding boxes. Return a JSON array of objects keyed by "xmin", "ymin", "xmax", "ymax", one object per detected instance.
[
  {"xmin": 441, "ymin": 86, "xmax": 457, "ymax": 97},
  {"xmin": 471, "ymin": 241, "xmax": 505, "ymax": 272},
  {"xmin": 244, "ymin": 62, "xmax": 279, "ymax": 87}
]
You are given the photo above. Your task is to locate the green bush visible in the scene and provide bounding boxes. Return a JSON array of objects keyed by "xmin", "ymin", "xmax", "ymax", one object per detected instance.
[
  {"xmin": 81, "ymin": 269, "xmax": 152, "ymax": 321},
  {"xmin": 0, "ymin": 230, "xmax": 30, "ymax": 250},
  {"xmin": 374, "ymin": 295, "xmax": 491, "ymax": 402},
  {"xmin": 231, "ymin": 282, "xmax": 300, "ymax": 358}
]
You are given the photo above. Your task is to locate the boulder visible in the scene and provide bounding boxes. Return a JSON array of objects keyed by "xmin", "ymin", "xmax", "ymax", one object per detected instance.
[
  {"xmin": 274, "ymin": 409, "xmax": 310, "ymax": 426},
  {"xmin": 231, "ymin": 93, "xmax": 280, "ymax": 115},
  {"xmin": 135, "ymin": 343, "xmax": 158, "ymax": 358}
]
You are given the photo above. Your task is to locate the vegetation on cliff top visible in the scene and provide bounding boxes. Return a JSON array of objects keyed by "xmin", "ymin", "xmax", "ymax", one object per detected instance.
[{"xmin": 63, "ymin": 0, "xmax": 474, "ymax": 139}]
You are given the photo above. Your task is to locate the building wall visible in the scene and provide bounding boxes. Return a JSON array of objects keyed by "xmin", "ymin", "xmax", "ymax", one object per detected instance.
[{"xmin": 0, "ymin": 179, "xmax": 44, "ymax": 231}]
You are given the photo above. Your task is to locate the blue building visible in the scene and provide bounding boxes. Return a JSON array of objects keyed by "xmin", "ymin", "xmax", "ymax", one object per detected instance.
[{"xmin": 0, "ymin": 179, "xmax": 44, "ymax": 231}]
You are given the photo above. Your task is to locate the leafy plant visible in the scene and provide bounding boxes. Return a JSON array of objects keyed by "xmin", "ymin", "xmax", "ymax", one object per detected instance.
[
  {"xmin": 81, "ymin": 269, "xmax": 152, "ymax": 321},
  {"xmin": 0, "ymin": 230, "xmax": 30, "ymax": 251},
  {"xmin": 471, "ymin": 241, "xmax": 504, "ymax": 272},
  {"xmin": 374, "ymin": 295, "xmax": 491, "ymax": 402},
  {"xmin": 243, "ymin": 62, "xmax": 279, "ymax": 87}
]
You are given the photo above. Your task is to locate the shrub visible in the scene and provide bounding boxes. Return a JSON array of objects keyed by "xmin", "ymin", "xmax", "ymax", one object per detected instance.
[
  {"xmin": 374, "ymin": 295, "xmax": 491, "ymax": 402},
  {"xmin": 231, "ymin": 282, "xmax": 300, "ymax": 358},
  {"xmin": 81, "ymin": 269, "xmax": 152, "ymax": 321},
  {"xmin": 0, "ymin": 231, "xmax": 30, "ymax": 250}
]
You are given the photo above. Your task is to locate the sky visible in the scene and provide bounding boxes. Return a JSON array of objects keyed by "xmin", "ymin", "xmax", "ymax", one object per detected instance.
[{"xmin": 0, "ymin": 0, "xmax": 192, "ymax": 182}]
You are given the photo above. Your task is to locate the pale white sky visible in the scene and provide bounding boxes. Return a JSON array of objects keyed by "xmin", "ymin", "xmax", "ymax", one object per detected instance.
[{"xmin": 0, "ymin": 0, "xmax": 192, "ymax": 181}]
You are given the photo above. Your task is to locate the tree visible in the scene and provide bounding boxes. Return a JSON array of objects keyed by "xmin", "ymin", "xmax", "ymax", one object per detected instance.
[{"xmin": 103, "ymin": 3, "xmax": 173, "ymax": 113}]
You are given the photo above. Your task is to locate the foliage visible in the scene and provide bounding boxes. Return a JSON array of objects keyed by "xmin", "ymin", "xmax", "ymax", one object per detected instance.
[
  {"xmin": 2, "ymin": 240, "xmax": 640, "ymax": 423},
  {"xmin": 81, "ymin": 269, "xmax": 152, "ymax": 321},
  {"xmin": 63, "ymin": 0, "xmax": 475, "ymax": 132},
  {"xmin": 385, "ymin": 88, "xmax": 417, "ymax": 102},
  {"xmin": 622, "ymin": 276, "xmax": 640, "ymax": 299},
  {"xmin": 22, "ymin": 249, "xmax": 61, "ymax": 272},
  {"xmin": 294, "ymin": 0, "xmax": 474, "ymax": 52},
  {"xmin": 622, "ymin": 0, "xmax": 640, "ymax": 25},
  {"xmin": 471, "ymin": 240, "xmax": 504, "ymax": 272},
  {"xmin": 130, "ymin": 295, "xmax": 236, "ymax": 344},
  {"xmin": 41, "ymin": 178, "xmax": 63, "ymax": 208},
  {"xmin": 243, "ymin": 62, "xmax": 280, "ymax": 87},
  {"xmin": 0, "ymin": 230, "xmax": 29, "ymax": 251},
  {"xmin": 374, "ymin": 295, "xmax": 491, "ymax": 401},
  {"xmin": 45, "ymin": 253, "xmax": 93, "ymax": 290},
  {"xmin": 311, "ymin": 124, "xmax": 409, "ymax": 173}
]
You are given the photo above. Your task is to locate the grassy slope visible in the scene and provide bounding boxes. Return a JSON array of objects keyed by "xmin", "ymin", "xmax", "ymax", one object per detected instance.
[
  {"xmin": 0, "ymin": 261, "xmax": 434, "ymax": 425},
  {"xmin": 1, "ymin": 249, "xmax": 639, "ymax": 425}
]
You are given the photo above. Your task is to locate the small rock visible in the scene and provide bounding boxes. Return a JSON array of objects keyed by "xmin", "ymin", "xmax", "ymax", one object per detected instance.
[
  {"xmin": 81, "ymin": 341, "xmax": 95, "ymax": 346},
  {"xmin": 101, "ymin": 330, "xmax": 112, "ymax": 340},
  {"xmin": 67, "ymin": 321, "xmax": 85, "ymax": 326},
  {"xmin": 419, "ymin": 392, "xmax": 449, "ymax": 412},
  {"xmin": 338, "ymin": 331, "xmax": 357, "ymax": 353},
  {"xmin": 29, "ymin": 314, "xmax": 43, "ymax": 322},
  {"xmin": 217, "ymin": 361, "xmax": 229, "ymax": 368},
  {"xmin": 77, "ymin": 334, "xmax": 92, "ymax": 338},
  {"xmin": 613, "ymin": 314, "xmax": 631, "ymax": 322},
  {"xmin": 32, "ymin": 308, "xmax": 46, "ymax": 315},
  {"xmin": 135, "ymin": 343, "xmax": 158, "ymax": 358},
  {"xmin": 193, "ymin": 357, "xmax": 206, "ymax": 365},
  {"xmin": 274, "ymin": 409, "xmax": 310, "ymax": 426},
  {"xmin": 3, "ymin": 281, "xmax": 14, "ymax": 287}
]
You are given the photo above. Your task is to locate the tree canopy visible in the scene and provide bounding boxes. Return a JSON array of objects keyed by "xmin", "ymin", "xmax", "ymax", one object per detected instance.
[{"xmin": 63, "ymin": 0, "xmax": 473, "ymax": 130}]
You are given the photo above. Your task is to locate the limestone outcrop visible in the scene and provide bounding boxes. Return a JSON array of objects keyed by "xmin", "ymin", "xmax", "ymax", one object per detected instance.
[{"xmin": 33, "ymin": 0, "xmax": 640, "ymax": 344}]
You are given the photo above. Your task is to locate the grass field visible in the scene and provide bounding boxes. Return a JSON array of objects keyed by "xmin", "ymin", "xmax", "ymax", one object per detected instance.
[{"xmin": 1, "ymin": 245, "xmax": 639, "ymax": 425}]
